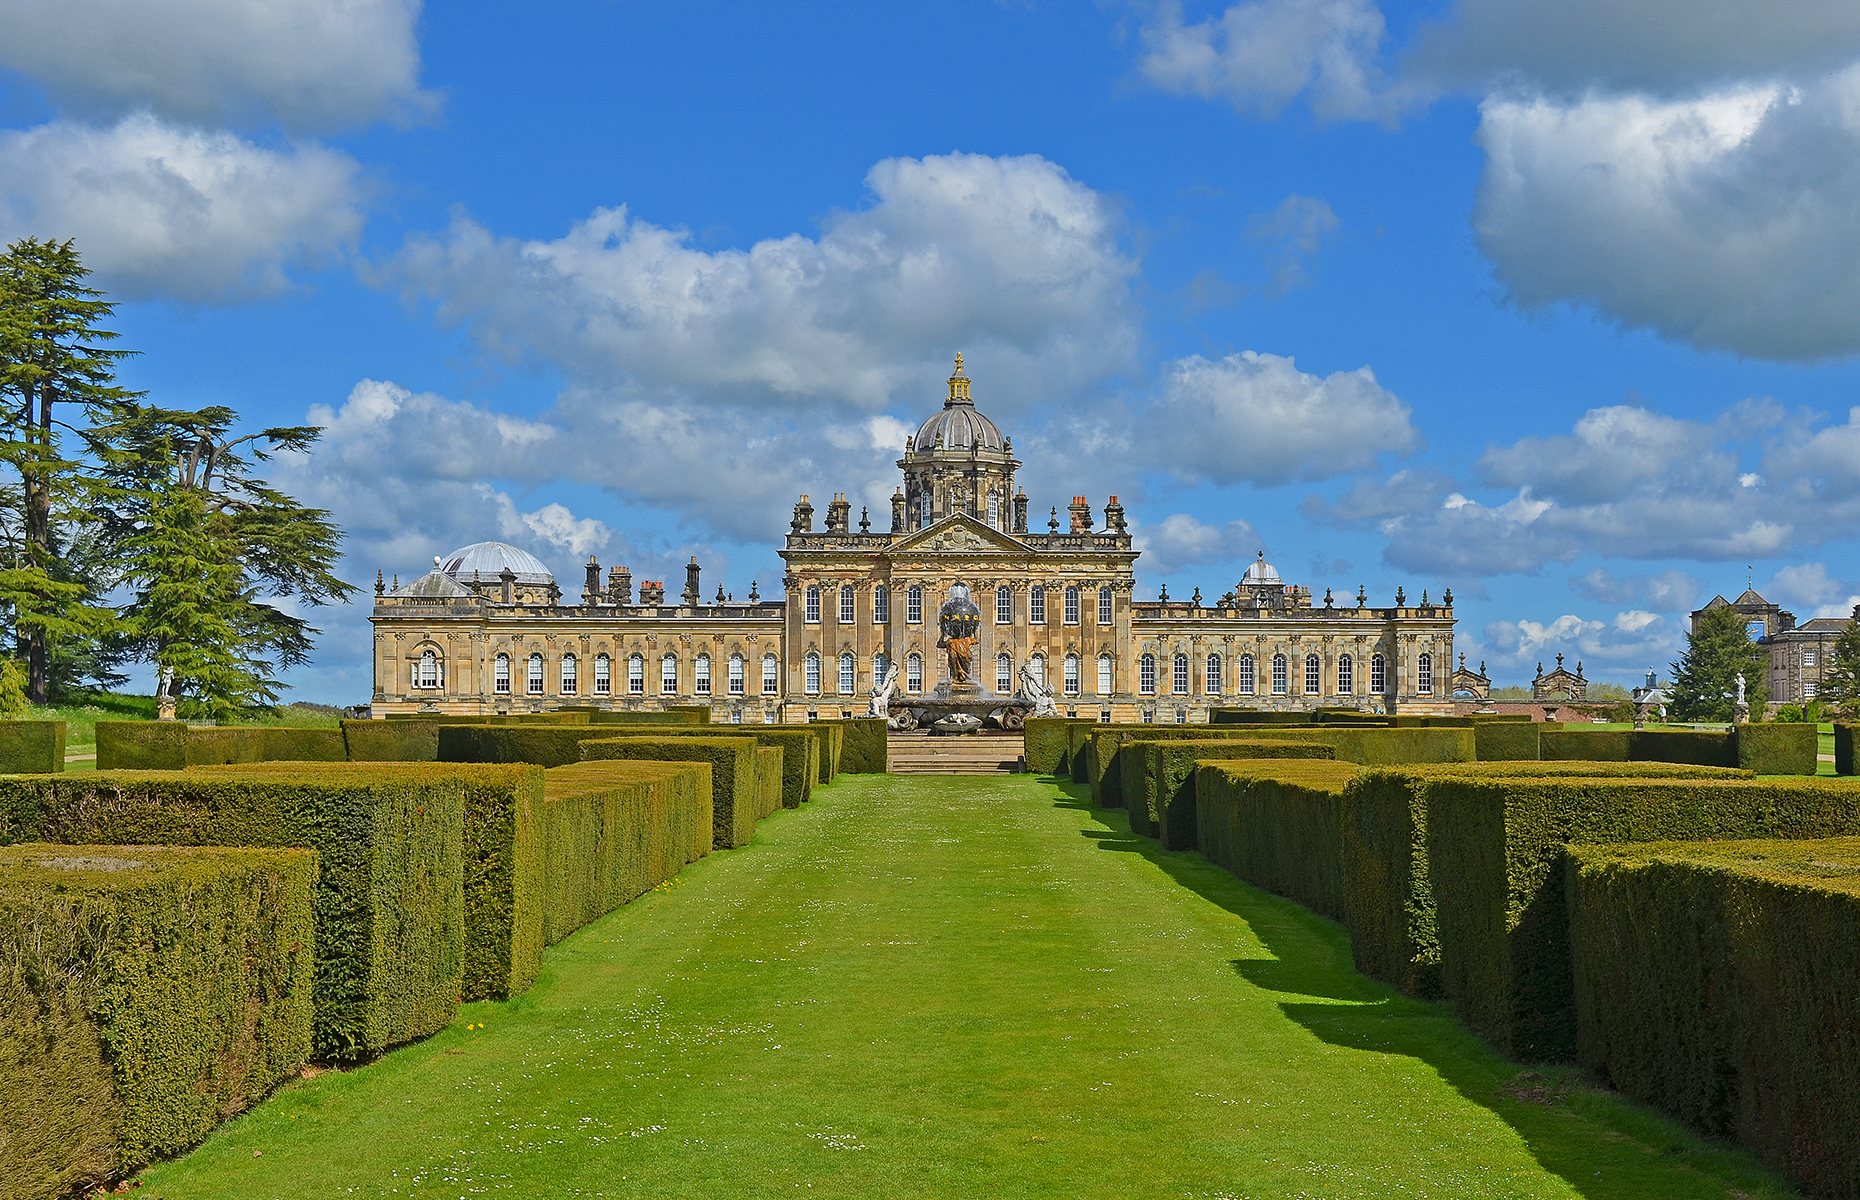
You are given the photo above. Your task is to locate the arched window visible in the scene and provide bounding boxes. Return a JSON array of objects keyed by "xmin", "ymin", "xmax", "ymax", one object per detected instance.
[
  {"xmin": 1305, "ymin": 654, "xmax": 1320, "ymax": 696},
  {"xmin": 762, "ymin": 653, "xmax": 779, "ymax": 695},
  {"xmin": 695, "ymin": 653, "xmax": 711, "ymax": 695},
  {"xmin": 1063, "ymin": 654, "xmax": 1080, "ymax": 696},
  {"xmin": 1371, "ymin": 653, "xmax": 1387, "ymax": 694},
  {"xmin": 906, "ymin": 652, "xmax": 923, "ymax": 693},
  {"xmin": 527, "ymin": 653, "xmax": 544, "ymax": 695},
  {"xmin": 1064, "ymin": 586, "xmax": 1080, "ymax": 625},
  {"xmin": 1030, "ymin": 586, "xmax": 1046, "ymax": 624},
  {"xmin": 417, "ymin": 648, "xmax": 439, "ymax": 689},
  {"xmin": 805, "ymin": 585, "xmax": 820, "ymax": 624},
  {"xmin": 839, "ymin": 587, "xmax": 854, "ymax": 624},
  {"xmin": 839, "ymin": 652, "xmax": 855, "ymax": 694},
  {"xmin": 1029, "ymin": 654, "xmax": 1046, "ymax": 688},
  {"xmin": 1097, "ymin": 653, "xmax": 1113, "ymax": 695},
  {"xmin": 873, "ymin": 585, "xmax": 890, "ymax": 624},
  {"xmin": 996, "ymin": 586, "xmax": 1012, "ymax": 624},
  {"xmin": 1271, "ymin": 653, "xmax": 1288, "ymax": 695},
  {"xmin": 1173, "ymin": 652, "xmax": 1190, "ymax": 695},
  {"xmin": 494, "ymin": 653, "xmax": 510, "ymax": 694},
  {"xmin": 660, "ymin": 653, "xmax": 678, "ymax": 694},
  {"xmin": 628, "ymin": 653, "xmax": 645, "ymax": 695},
  {"xmin": 804, "ymin": 652, "xmax": 821, "ymax": 694},
  {"xmin": 907, "ymin": 585, "xmax": 923, "ymax": 624},
  {"xmin": 874, "ymin": 652, "xmax": 891, "ymax": 689},
  {"xmin": 996, "ymin": 652, "xmax": 1013, "ymax": 694},
  {"xmin": 1417, "ymin": 652, "xmax": 1434, "ymax": 695},
  {"xmin": 728, "ymin": 653, "xmax": 745, "ymax": 696},
  {"xmin": 1139, "ymin": 653, "xmax": 1156, "ymax": 695},
  {"xmin": 1337, "ymin": 654, "xmax": 1354, "ymax": 695},
  {"xmin": 1098, "ymin": 586, "xmax": 1113, "ymax": 624},
  {"xmin": 561, "ymin": 652, "xmax": 578, "ymax": 695},
  {"xmin": 1205, "ymin": 654, "xmax": 1223, "ymax": 695},
  {"xmin": 1238, "ymin": 653, "xmax": 1256, "ymax": 696},
  {"xmin": 594, "ymin": 653, "xmax": 611, "ymax": 695}
]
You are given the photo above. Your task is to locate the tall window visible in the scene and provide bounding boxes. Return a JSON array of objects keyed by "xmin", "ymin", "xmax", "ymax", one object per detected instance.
[
  {"xmin": 874, "ymin": 652, "xmax": 890, "ymax": 689},
  {"xmin": 417, "ymin": 649, "xmax": 439, "ymax": 688},
  {"xmin": 906, "ymin": 652, "xmax": 923, "ymax": 693},
  {"xmin": 1097, "ymin": 654, "xmax": 1113, "ymax": 695},
  {"xmin": 594, "ymin": 653, "xmax": 611, "ymax": 695},
  {"xmin": 840, "ymin": 587, "xmax": 854, "ymax": 624},
  {"xmin": 762, "ymin": 653, "xmax": 779, "ymax": 695},
  {"xmin": 1173, "ymin": 653, "xmax": 1189, "ymax": 695},
  {"xmin": 528, "ymin": 653, "xmax": 544, "ymax": 695},
  {"xmin": 907, "ymin": 585, "xmax": 923, "ymax": 623},
  {"xmin": 1337, "ymin": 654, "xmax": 1354, "ymax": 695},
  {"xmin": 1030, "ymin": 586, "xmax": 1046, "ymax": 624},
  {"xmin": 1417, "ymin": 653, "xmax": 1433, "ymax": 695},
  {"xmin": 1205, "ymin": 654, "xmax": 1222, "ymax": 695},
  {"xmin": 805, "ymin": 585, "xmax": 820, "ymax": 624},
  {"xmin": 988, "ymin": 491, "xmax": 999, "ymax": 529},
  {"xmin": 1139, "ymin": 653, "xmax": 1156, "ymax": 695},
  {"xmin": 1271, "ymin": 653, "xmax": 1288, "ymax": 696},
  {"xmin": 839, "ymin": 652, "xmax": 855, "ymax": 694},
  {"xmin": 1238, "ymin": 653, "xmax": 1256, "ymax": 696},
  {"xmin": 660, "ymin": 654, "xmax": 679, "ymax": 694},
  {"xmin": 1305, "ymin": 654, "xmax": 1320, "ymax": 695},
  {"xmin": 997, "ymin": 652, "xmax": 1013, "ymax": 694},
  {"xmin": 873, "ymin": 585, "xmax": 889, "ymax": 624},
  {"xmin": 1098, "ymin": 586, "xmax": 1112, "ymax": 624},
  {"xmin": 804, "ymin": 652, "xmax": 821, "ymax": 694},
  {"xmin": 494, "ymin": 653, "xmax": 510, "ymax": 694},
  {"xmin": 628, "ymin": 653, "xmax": 645, "ymax": 695},
  {"xmin": 1064, "ymin": 586, "xmax": 1080, "ymax": 625},
  {"xmin": 1029, "ymin": 654, "xmax": 1046, "ymax": 687},
  {"xmin": 695, "ymin": 653, "xmax": 711, "ymax": 695},
  {"xmin": 996, "ymin": 586, "xmax": 1012, "ymax": 624},
  {"xmin": 728, "ymin": 654, "xmax": 745, "ymax": 695},
  {"xmin": 561, "ymin": 653, "xmax": 578, "ymax": 695},
  {"xmin": 1370, "ymin": 653, "xmax": 1387, "ymax": 694},
  {"xmin": 1063, "ymin": 654, "xmax": 1080, "ymax": 696},
  {"xmin": 920, "ymin": 490, "xmax": 931, "ymax": 526}
]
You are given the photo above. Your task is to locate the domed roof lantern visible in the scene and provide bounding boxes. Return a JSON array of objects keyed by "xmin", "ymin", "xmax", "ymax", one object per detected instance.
[
  {"xmin": 1242, "ymin": 551, "xmax": 1282, "ymax": 585},
  {"xmin": 438, "ymin": 541, "xmax": 555, "ymax": 586},
  {"xmin": 910, "ymin": 352, "xmax": 1007, "ymax": 454}
]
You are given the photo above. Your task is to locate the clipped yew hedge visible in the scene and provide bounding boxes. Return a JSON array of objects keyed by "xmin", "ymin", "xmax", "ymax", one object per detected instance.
[
  {"xmin": 1539, "ymin": 728, "xmax": 1629, "ymax": 761},
  {"xmin": 1195, "ymin": 760, "xmax": 1364, "ymax": 921},
  {"xmin": 578, "ymin": 735, "xmax": 751, "ymax": 848},
  {"xmin": 4, "ymin": 769, "xmax": 465, "ymax": 1059},
  {"xmin": 342, "ymin": 718, "xmax": 439, "ymax": 762},
  {"xmin": 94, "ymin": 722, "xmax": 345, "ymax": 770},
  {"xmin": 824, "ymin": 718, "xmax": 886, "ymax": 774},
  {"xmin": 1023, "ymin": 717, "xmax": 1082, "ymax": 776},
  {"xmin": 0, "ymin": 844, "xmax": 316, "ymax": 1200},
  {"xmin": 1733, "ymin": 722, "xmax": 1818, "ymax": 775},
  {"xmin": 1121, "ymin": 738, "xmax": 1334, "ymax": 847},
  {"xmin": 754, "ymin": 747, "xmax": 783, "ymax": 818},
  {"xmin": 1471, "ymin": 720, "xmax": 1540, "ymax": 762},
  {"xmin": 1427, "ymin": 774, "xmax": 1860, "ymax": 1061},
  {"xmin": 812, "ymin": 720, "xmax": 842, "ymax": 783},
  {"xmin": 1568, "ymin": 838, "xmax": 1860, "ymax": 1200},
  {"xmin": 1837, "ymin": 724, "xmax": 1859, "ymax": 775},
  {"xmin": 0, "ymin": 720, "xmax": 64, "ymax": 774}
]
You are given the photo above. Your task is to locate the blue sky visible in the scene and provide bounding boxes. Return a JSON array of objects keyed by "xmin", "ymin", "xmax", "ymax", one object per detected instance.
[{"xmin": 5, "ymin": 0, "xmax": 1860, "ymax": 704}]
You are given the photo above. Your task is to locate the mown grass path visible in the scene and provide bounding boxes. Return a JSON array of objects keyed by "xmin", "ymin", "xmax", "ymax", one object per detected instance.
[{"xmin": 139, "ymin": 775, "xmax": 1794, "ymax": 1199}]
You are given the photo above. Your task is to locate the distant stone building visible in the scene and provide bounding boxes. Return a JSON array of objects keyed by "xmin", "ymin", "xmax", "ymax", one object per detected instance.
[
  {"xmin": 1691, "ymin": 589, "xmax": 1855, "ymax": 704},
  {"xmin": 370, "ymin": 357, "xmax": 1458, "ymax": 721},
  {"xmin": 1531, "ymin": 655, "xmax": 1587, "ymax": 701}
]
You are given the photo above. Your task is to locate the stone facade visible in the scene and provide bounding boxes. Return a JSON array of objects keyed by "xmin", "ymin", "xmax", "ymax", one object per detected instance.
[
  {"xmin": 370, "ymin": 358, "xmax": 1457, "ymax": 721},
  {"xmin": 1691, "ymin": 589, "xmax": 1856, "ymax": 704}
]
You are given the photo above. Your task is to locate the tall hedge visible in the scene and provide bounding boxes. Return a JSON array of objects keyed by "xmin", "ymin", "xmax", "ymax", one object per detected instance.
[
  {"xmin": 0, "ymin": 720, "xmax": 64, "ymax": 774},
  {"xmin": 1195, "ymin": 760, "xmax": 1364, "ymax": 921},
  {"xmin": 1568, "ymin": 839, "xmax": 1860, "ymax": 1200},
  {"xmin": 3, "ymin": 770, "xmax": 465, "ymax": 1059},
  {"xmin": 1733, "ymin": 722, "xmax": 1818, "ymax": 775},
  {"xmin": 342, "ymin": 718, "xmax": 439, "ymax": 761},
  {"xmin": 826, "ymin": 718, "xmax": 886, "ymax": 774},
  {"xmin": 1472, "ymin": 720, "xmax": 1539, "ymax": 762},
  {"xmin": 506, "ymin": 725, "xmax": 816, "ymax": 809},
  {"xmin": 537, "ymin": 763, "xmax": 711, "ymax": 945},
  {"xmin": 812, "ymin": 720, "xmax": 842, "ymax": 783},
  {"xmin": 1539, "ymin": 729, "xmax": 1629, "ymax": 761},
  {"xmin": 1023, "ymin": 717, "xmax": 1081, "ymax": 775},
  {"xmin": 0, "ymin": 844, "xmax": 316, "ymax": 1199},
  {"xmin": 588, "ymin": 710, "xmax": 709, "ymax": 725},
  {"xmin": 1121, "ymin": 738, "xmax": 1334, "ymax": 847},
  {"xmin": 94, "ymin": 722, "xmax": 345, "ymax": 770},
  {"xmin": 754, "ymin": 747, "xmax": 783, "ymax": 819},
  {"xmin": 1426, "ymin": 774, "xmax": 1860, "ymax": 1061},
  {"xmin": 1838, "ymin": 723, "xmax": 1859, "ymax": 776},
  {"xmin": 578, "ymin": 736, "xmax": 750, "ymax": 847}
]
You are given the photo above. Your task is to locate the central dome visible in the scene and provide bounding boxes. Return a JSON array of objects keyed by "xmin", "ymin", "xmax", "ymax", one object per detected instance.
[
  {"xmin": 439, "ymin": 541, "xmax": 555, "ymax": 586},
  {"xmin": 1242, "ymin": 552, "xmax": 1282, "ymax": 585},
  {"xmin": 912, "ymin": 354, "xmax": 1006, "ymax": 453}
]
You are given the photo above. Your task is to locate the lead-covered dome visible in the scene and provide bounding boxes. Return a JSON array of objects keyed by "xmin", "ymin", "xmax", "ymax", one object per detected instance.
[
  {"xmin": 1242, "ymin": 552, "xmax": 1282, "ymax": 585},
  {"xmin": 439, "ymin": 541, "xmax": 555, "ymax": 586},
  {"xmin": 912, "ymin": 355, "xmax": 1006, "ymax": 453}
]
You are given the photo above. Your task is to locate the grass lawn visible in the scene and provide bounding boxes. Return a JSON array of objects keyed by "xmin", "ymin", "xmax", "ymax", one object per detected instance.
[{"xmin": 134, "ymin": 774, "xmax": 1797, "ymax": 1199}]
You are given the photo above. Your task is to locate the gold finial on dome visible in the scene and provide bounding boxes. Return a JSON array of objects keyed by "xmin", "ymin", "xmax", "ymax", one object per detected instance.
[{"xmin": 948, "ymin": 352, "xmax": 971, "ymax": 404}]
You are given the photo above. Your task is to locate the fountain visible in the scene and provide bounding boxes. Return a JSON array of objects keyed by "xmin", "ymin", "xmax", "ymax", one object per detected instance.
[{"xmin": 873, "ymin": 583, "xmax": 1053, "ymax": 734}]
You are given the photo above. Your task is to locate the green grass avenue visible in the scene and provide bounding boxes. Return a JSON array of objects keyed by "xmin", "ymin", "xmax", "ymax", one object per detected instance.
[{"xmin": 135, "ymin": 774, "xmax": 1794, "ymax": 1198}]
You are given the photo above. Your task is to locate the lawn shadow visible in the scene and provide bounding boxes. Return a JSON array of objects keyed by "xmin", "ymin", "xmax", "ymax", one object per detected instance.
[{"xmin": 1054, "ymin": 787, "xmax": 1799, "ymax": 1200}]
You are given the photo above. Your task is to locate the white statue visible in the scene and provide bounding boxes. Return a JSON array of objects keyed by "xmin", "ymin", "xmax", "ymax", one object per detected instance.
[
  {"xmin": 867, "ymin": 663, "xmax": 901, "ymax": 719},
  {"xmin": 1735, "ymin": 674, "xmax": 1746, "ymax": 705},
  {"xmin": 1016, "ymin": 661, "xmax": 1059, "ymax": 718}
]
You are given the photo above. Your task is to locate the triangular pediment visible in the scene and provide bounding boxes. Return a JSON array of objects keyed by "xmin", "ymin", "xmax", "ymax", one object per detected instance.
[{"xmin": 887, "ymin": 512, "xmax": 1034, "ymax": 557}]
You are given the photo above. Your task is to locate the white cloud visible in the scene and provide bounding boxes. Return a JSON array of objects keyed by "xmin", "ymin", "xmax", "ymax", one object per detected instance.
[
  {"xmin": 1570, "ymin": 568, "xmax": 1700, "ymax": 612},
  {"xmin": 0, "ymin": 0, "xmax": 435, "ymax": 131},
  {"xmin": 0, "ymin": 113, "xmax": 365, "ymax": 302},
  {"xmin": 1478, "ymin": 609, "xmax": 1683, "ymax": 677},
  {"xmin": 1248, "ymin": 193, "xmax": 1340, "ymax": 294},
  {"xmin": 1130, "ymin": 513, "xmax": 1263, "ymax": 577}
]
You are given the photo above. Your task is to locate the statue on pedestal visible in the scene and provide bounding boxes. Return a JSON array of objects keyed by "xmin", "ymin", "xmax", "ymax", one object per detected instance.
[
  {"xmin": 1017, "ymin": 661, "xmax": 1059, "ymax": 718},
  {"xmin": 937, "ymin": 583, "xmax": 982, "ymax": 692},
  {"xmin": 866, "ymin": 663, "xmax": 900, "ymax": 720}
]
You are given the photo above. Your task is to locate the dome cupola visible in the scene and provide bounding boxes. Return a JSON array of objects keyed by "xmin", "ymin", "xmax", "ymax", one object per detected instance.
[{"xmin": 897, "ymin": 354, "xmax": 1021, "ymax": 533}]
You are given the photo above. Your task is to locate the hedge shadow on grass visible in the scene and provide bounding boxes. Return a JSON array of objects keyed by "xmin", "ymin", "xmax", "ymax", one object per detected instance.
[{"xmin": 1055, "ymin": 783, "xmax": 1799, "ymax": 1200}]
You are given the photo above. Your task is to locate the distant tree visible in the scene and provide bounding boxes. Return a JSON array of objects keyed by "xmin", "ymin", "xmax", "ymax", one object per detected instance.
[
  {"xmin": 94, "ymin": 402, "xmax": 355, "ymax": 719},
  {"xmin": 1669, "ymin": 605, "xmax": 1768, "ymax": 722},
  {"xmin": 1817, "ymin": 607, "xmax": 1860, "ymax": 720},
  {"xmin": 1489, "ymin": 685, "xmax": 1532, "ymax": 700}
]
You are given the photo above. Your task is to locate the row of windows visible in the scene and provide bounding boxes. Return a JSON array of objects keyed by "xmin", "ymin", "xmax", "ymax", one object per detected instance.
[
  {"xmin": 482, "ymin": 652, "xmax": 781, "ymax": 697},
  {"xmin": 1128, "ymin": 651, "xmax": 1432, "ymax": 696},
  {"xmin": 802, "ymin": 584, "xmax": 1116, "ymax": 626}
]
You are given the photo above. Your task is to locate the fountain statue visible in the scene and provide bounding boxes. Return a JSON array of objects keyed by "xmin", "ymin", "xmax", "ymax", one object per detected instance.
[{"xmin": 937, "ymin": 583, "xmax": 983, "ymax": 695}]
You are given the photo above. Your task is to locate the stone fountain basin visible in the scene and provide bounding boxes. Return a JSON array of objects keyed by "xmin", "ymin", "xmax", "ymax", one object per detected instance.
[{"xmin": 893, "ymin": 685, "xmax": 1034, "ymax": 734}]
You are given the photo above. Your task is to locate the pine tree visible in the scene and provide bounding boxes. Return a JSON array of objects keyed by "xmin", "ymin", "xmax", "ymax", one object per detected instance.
[
  {"xmin": 1817, "ymin": 606, "xmax": 1860, "ymax": 720},
  {"xmin": 1669, "ymin": 603, "xmax": 1769, "ymax": 722}
]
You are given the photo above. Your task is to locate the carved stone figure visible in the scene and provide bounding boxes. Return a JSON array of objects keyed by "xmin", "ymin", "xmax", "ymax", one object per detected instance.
[
  {"xmin": 937, "ymin": 583, "xmax": 982, "ymax": 689},
  {"xmin": 866, "ymin": 663, "xmax": 901, "ymax": 719},
  {"xmin": 1016, "ymin": 661, "xmax": 1059, "ymax": 718}
]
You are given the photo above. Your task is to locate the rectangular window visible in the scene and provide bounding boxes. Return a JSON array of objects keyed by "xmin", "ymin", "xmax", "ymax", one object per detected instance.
[
  {"xmin": 997, "ymin": 655, "xmax": 1013, "ymax": 694},
  {"xmin": 1804, "ymin": 681, "xmax": 1820, "ymax": 698},
  {"xmin": 1097, "ymin": 656, "xmax": 1113, "ymax": 695},
  {"xmin": 1337, "ymin": 656, "xmax": 1353, "ymax": 695},
  {"xmin": 920, "ymin": 490, "xmax": 931, "ymax": 526},
  {"xmin": 906, "ymin": 655, "xmax": 922, "ymax": 693},
  {"xmin": 1417, "ymin": 654, "xmax": 1434, "ymax": 695},
  {"xmin": 1175, "ymin": 709, "xmax": 1187, "ymax": 724},
  {"xmin": 805, "ymin": 655, "xmax": 820, "ymax": 694},
  {"xmin": 839, "ymin": 655, "xmax": 855, "ymax": 694},
  {"xmin": 1064, "ymin": 588, "xmax": 1079, "ymax": 625},
  {"xmin": 728, "ymin": 656, "xmax": 744, "ymax": 696},
  {"xmin": 730, "ymin": 709, "xmax": 743, "ymax": 724},
  {"xmin": 1370, "ymin": 655, "xmax": 1386, "ymax": 694},
  {"xmin": 1271, "ymin": 656, "xmax": 1288, "ymax": 695},
  {"xmin": 695, "ymin": 656, "xmax": 711, "ymax": 695},
  {"xmin": 988, "ymin": 492, "xmax": 999, "ymax": 528},
  {"xmin": 1306, "ymin": 656, "xmax": 1320, "ymax": 695},
  {"xmin": 494, "ymin": 656, "xmax": 510, "ymax": 694},
  {"xmin": 1063, "ymin": 656, "xmax": 1080, "ymax": 696},
  {"xmin": 594, "ymin": 655, "xmax": 610, "ymax": 695},
  {"xmin": 907, "ymin": 586, "xmax": 922, "ymax": 623},
  {"xmin": 527, "ymin": 656, "xmax": 544, "ymax": 695},
  {"xmin": 1030, "ymin": 588, "xmax": 1045, "ymax": 624},
  {"xmin": 1238, "ymin": 655, "xmax": 1255, "ymax": 695},
  {"xmin": 805, "ymin": 587, "xmax": 820, "ymax": 624},
  {"xmin": 1139, "ymin": 656, "xmax": 1156, "ymax": 695},
  {"xmin": 629, "ymin": 656, "xmax": 644, "ymax": 695},
  {"xmin": 1804, "ymin": 650, "xmax": 1818, "ymax": 667},
  {"xmin": 661, "ymin": 658, "xmax": 678, "ymax": 694},
  {"xmin": 840, "ymin": 587, "xmax": 854, "ymax": 624},
  {"xmin": 561, "ymin": 657, "xmax": 577, "ymax": 695},
  {"xmin": 1205, "ymin": 655, "xmax": 1222, "ymax": 695},
  {"xmin": 762, "ymin": 655, "xmax": 779, "ymax": 695},
  {"xmin": 997, "ymin": 587, "xmax": 1012, "ymax": 624},
  {"xmin": 1142, "ymin": 709, "xmax": 1154, "ymax": 723},
  {"xmin": 1098, "ymin": 587, "xmax": 1112, "ymax": 624},
  {"xmin": 873, "ymin": 585, "xmax": 889, "ymax": 624},
  {"xmin": 1172, "ymin": 655, "xmax": 1189, "ymax": 695}
]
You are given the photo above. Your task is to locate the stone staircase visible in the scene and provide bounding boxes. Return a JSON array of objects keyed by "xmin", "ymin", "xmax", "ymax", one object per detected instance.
[{"xmin": 886, "ymin": 732, "xmax": 1026, "ymax": 775}]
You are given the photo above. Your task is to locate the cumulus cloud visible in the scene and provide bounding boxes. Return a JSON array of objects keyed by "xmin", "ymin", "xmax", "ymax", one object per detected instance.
[
  {"xmin": 1570, "ymin": 568, "xmax": 1701, "ymax": 612},
  {"xmin": 1761, "ymin": 562, "xmax": 1860, "ymax": 618},
  {"xmin": 0, "ymin": 113, "xmax": 365, "ymax": 301},
  {"xmin": 1478, "ymin": 609, "xmax": 1684, "ymax": 678},
  {"xmin": 1130, "ymin": 513, "xmax": 1263, "ymax": 577},
  {"xmin": 0, "ymin": 0, "xmax": 436, "ymax": 131},
  {"xmin": 1248, "ymin": 193, "xmax": 1339, "ymax": 294}
]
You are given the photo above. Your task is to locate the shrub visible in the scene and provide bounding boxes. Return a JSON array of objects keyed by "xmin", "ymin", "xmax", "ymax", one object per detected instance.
[
  {"xmin": 828, "ymin": 718, "xmax": 886, "ymax": 774},
  {"xmin": 754, "ymin": 747, "xmax": 783, "ymax": 818},
  {"xmin": 1195, "ymin": 760, "xmax": 1364, "ymax": 921},
  {"xmin": 5, "ymin": 769, "xmax": 467, "ymax": 1058},
  {"xmin": 0, "ymin": 844, "xmax": 316, "ymax": 1198},
  {"xmin": 1568, "ymin": 839, "xmax": 1860, "ymax": 1199},
  {"xmin": 812, "ymin": 720, "xmax": 842, "ymax": 782},
  {"xmin": 1121, "ymin": 738, "xmax": 1334, "ymax": 847},
  {"xmin": 1630, "ymin": 729, "xmax": 1737, "ymax": 767},
  {"xmin": 443, "ymin": 724, "xmax": 816, "ymax": 809},
  {"xmin": 1540, "ymin": 729, "xmax": 1629, "ymax": 761},
  {"xmin": 92, "ymin": 722, "xmax": 346, "ymax": 770},
  {"xmin": 1208, "ymin": 710, "xmax": 1318, "ymax": 724},
  {"xmin": 1840, "ymin": 724, "xmax": 1860, "ymax": 776},
  {"xmin": 1023, "ymin": 717, "xmax": 1075, "ymax": 775},
  {"xmin": 1733, "ymin": 722, "xmax": 1819, "ymax": 775},
  {"xmin": 0, "ymin": 720, "xmax": 65, "ymax": 774},
  {"xmin": 342, "ymin": 718, "xmax": 439, "ymax": 762},
  {"xmin": 588, "ymin": 710, "xmax": 709, "ymax": 725},
  {"xmin": 94, "ymin": 721, "xmax": 187, "ymax": 769},
  {"xmin": 1472, "ymin": 720, "xmax": 1539, "ymax": 762},
  {"xmin": 578, "ymin": 736, "xmax": 752, "ymax": 848},
  {"xmin": 537, "ymin": 763, "xmax": 711, "ymax": 944},
  {"xmin": 1426, "ymin": 775, "xmax": 1860, "ymax": 1061},
  {"xmin": 1068, "ymin": 722, "xmax": 1097, "ymax": 783}
]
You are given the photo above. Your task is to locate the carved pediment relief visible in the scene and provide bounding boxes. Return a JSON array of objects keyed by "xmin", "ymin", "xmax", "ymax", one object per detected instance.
[{"xmin": 887, "ymin": 512, "xmax": 1033, "ymax": 558}]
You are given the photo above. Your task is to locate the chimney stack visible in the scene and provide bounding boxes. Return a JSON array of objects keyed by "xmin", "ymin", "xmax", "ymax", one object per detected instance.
[
  {"xmin": 1103, "ymin": 495, "xmax": 1126, "ymax": 533},
  {"xmin": 583, "ymin": 555, "xmax": 602, "ymax": 604},
  {"xmin": 499, "ymin": 567, "xmax": 516, "ymax": 605},
  {"xmin": 640, "ymin": 579, "xmax": 665, "ymax": 605},
  {"xmin": 791, "ymin": 494, "xmax": 814, "ymax": 533},
  {"xmin": 683, "ymin": 556, "xmax": 702, "ymax": 607},
  {"xmin": 1068, "ymin": 496, "xmax": 1093, "ymax": 533},
  {"xmin": 607, "ymin": 564, "xmax": 632, "ymax": 605},
  {"xmin": 1013, "ymin": 487, "xmax": 1029, "ymax": 534},
  {"xmin": 890, "ymin": 487, "xmax": 906, "ymax": 532},
  {"xmin": 826, "ymin": 493, "xmax": 852, "ymax": 534}
]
